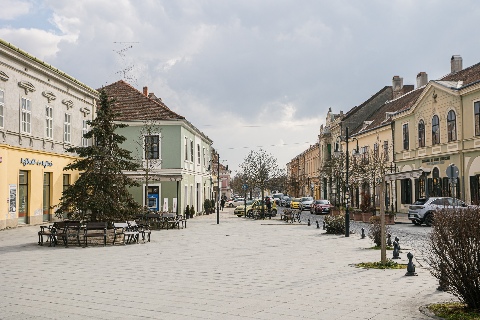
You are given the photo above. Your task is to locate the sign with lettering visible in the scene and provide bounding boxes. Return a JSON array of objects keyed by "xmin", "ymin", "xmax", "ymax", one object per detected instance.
[{"xmin": 20, "ymin": 158, "xmax": 53, "ymax": 168}]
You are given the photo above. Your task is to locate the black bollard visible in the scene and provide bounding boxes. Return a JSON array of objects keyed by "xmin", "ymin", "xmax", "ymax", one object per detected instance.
[
  {"xmin": 392, "ymin": 236, "xmax": 401, "ymax": 259},
  {"xmin": 361, "ymin": 228, "xmax": 365, "ymax": 239},
  {"xmin": 316, "ymin": 220, "xmax": 320, "ymax": 229},
  {"xmin": 308, "ymin": 219, "xmax": 311, "ymax": 226},
  {"xmin": 405, "ymin": 252, "xmax": 417, "ymax": 276},
  {"xmin": 387, "ymin": 233, "xmax": 392, "ymax": 247},
  {"xmin": 322, "ymin": 220, "xmax": 326, "ymax": 230}
]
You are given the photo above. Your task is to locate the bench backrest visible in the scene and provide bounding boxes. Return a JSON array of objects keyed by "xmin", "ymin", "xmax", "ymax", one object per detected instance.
[
  {"xmin": 85, "ymin": 222, "xmax": 107, "ymax": 230},
  {"xmin": 113, "ymin": 222, "xmax": 128, "ymax": 229}
]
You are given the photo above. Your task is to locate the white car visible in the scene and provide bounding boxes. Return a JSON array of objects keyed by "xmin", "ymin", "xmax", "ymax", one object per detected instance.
[
  {"xmin": 408, "ymin": 197, "xmax": 469, "ymax": 226},
  {"xmin": 227, "ymin": 198, "xmax": 245, "ymax": 207},
  {"xmin": 299, "ymin": 197, "xmax": 314, "ymax": 211}
]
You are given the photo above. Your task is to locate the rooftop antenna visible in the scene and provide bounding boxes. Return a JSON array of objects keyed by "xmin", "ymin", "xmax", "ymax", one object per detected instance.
[{"xmin": 113, "ymin": 42, "xmax": 139, "ymax": 85}]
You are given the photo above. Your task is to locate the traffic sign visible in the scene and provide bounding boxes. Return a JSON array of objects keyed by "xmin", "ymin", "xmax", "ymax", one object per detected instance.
[{"xmin": 446, "ymin": 164, "xmax": 459, "ymax": 179}]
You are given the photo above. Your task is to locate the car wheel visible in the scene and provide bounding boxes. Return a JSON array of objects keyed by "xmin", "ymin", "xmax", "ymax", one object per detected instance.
[
  {"xmin": 424, "ymin": 213, "xmax": 434, "ymax": 227},
  {"xmin": 412, "ymin": 220, "xmax": 421, "ymax": 226}
]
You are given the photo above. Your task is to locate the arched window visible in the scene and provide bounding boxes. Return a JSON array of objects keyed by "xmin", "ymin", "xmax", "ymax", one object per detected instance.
[
  {"xmin": 432, "ymin": 115, "xmax": 440, "ymax": 145},
  {"xmin": 447, "ymin": 110, "xmax": 456, "ymax": 142},
  {"xmin": 418, "ymin": 120, "xmax": 425, "ymax": 147},
  {"xmin": 475, "ymin": 101, "xmax": 480, "ymax": 136}
]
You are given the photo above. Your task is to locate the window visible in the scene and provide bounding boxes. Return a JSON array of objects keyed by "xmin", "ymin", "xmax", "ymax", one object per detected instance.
[
  {"xmin": 0, "ymin": 89, "xmax": 4, "ymax": 128},
  {"xmin": 21, "ymin": 97, "xmax": 31, "ymax": 133},
  {"xmin": 418, "ymin": 120, "xmax": 425, "ymax": 147},
  {"xmin": 64, "ymin": 113, "xmax": 71, "ymax": 142},
  {"xmin": 402, "ymin": 123, "xmax": 409, "ymax": 150},
  {"xmin": 383, "ymin": 140, "xmax": 389, "ymax": 161},
  {"xmin": 197, "ymin": 144, "xmax": 201, "ymax": 164},
  {"xmin": 45, "ymin": 105, "xmax": 53, "ymax": 139},
  {"xmin": 81, "ymin": 120, "xmax": 88, "ymax": 147},
  {"xmin": 203, "ymin": 147, "xmax": 206, "ymax": 167},
  {"xmin": 184, "ymin": 137, "xmax": 188, "ymax": 160},
  {"xmin": 475, "ymin": 102, "xmax": 480, "ymax": 136},
  {"xmin": 401, "ymin": 179, "xmax": 412, "ymax": 204},
  {"xmin": 432, "ymin": 115, "xmax": 440, "ymax": 145},
  {"xmin": 373, "ymin": 143, "xmax": 379, "ymax": 158},
  {"xmin": 145, "ymin": 135, "xmax": 159, "ymax": 159},
  {"xmin": 190, "ymin": 139, "xmax": 194, "ymax": 162},
  {"xmin": 447, "ymin": 110, "xmax": 456, "ymax": 142},
  {"xmin": 63, "ymin": 174, "xmax": 70, "ymax": 192}
]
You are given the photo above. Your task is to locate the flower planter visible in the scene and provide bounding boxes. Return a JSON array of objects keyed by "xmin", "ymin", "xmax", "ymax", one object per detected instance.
[
  {"xmin": 385, "ymin": 214, "xmax": 395, "ymax": 225},
  {"xmin": 353, "ymin": 212, "xmax": 363, "ymax": 221},
  {"xmin": 361, "ymin": 212, "xmax": 373, "ymax": 223}
]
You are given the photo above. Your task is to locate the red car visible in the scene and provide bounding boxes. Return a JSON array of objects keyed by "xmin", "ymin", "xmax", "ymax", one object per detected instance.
[{"xmin": 310, "ymin": 200, "xmax": 332, "ymax": 214}]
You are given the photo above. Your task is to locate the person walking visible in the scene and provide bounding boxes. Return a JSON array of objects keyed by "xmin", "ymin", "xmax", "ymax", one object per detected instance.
[
  {"xmin": 266, "ymin": 196, "xmax": 272, "ymax": 219},
  {"xmin": 220, "ymin": 197, "xmax": 225, "ymax": 211}
]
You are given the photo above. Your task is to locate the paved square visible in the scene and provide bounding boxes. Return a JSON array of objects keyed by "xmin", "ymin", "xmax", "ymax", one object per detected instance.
[{"xmin": 0, "ymin": 211, "xmax": 454, "ymax": 319}]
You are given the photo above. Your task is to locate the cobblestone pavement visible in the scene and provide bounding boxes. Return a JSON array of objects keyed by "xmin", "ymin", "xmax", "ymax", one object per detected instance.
[{"xmin": 0, "ymin": 209, "xmax": 454, "ymax": 320}]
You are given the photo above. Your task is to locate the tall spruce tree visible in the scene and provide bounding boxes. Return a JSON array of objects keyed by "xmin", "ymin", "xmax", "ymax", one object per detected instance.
[{"xmin": 55, "ymin": 90, "xmax": 142, "ymax": 222}]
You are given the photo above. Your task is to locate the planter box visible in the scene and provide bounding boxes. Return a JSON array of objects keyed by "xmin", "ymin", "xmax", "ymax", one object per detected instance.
[
  {"xmin": 385, "ymin": 214, "xmax": 395, "ymax": 225},
  {"xmin": 353, "ymin": 212, "xmax": 363, "ymax": 221},
  {"xmin": 361, "ymin": 212, "xmax": 373, "ymax": 223}
]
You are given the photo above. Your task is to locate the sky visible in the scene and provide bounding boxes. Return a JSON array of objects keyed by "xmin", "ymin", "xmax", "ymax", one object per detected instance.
[{"xmin": 1, "ymin": 0, "xmax": 480, "ymax": 174}]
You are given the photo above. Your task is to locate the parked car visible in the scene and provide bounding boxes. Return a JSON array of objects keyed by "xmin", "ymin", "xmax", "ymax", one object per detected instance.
[
  {"xmin": 227, "ymin": 198, "xmax": 245, "ymax": 207},
  {"xmin": 310, "ymin": 199, "xmax": 332, "ymax": 214},
  {"xmin": 281, "ymin": 196, "xmax": 291, "ymax": 207},
  {"xmin": 299, "ymin": 197, "xmax": 314, "ymax": 211},
  {"xmin": 234, "ymin": 199, "xmax": 255, "ymax": 216},
  {"xmin": 290, "ymin": 198, "xmax": 301, "ymax": 210},
  {"xmin": 408, "ymin": 197, "xmax": 470, "ymax": 226},
  {"xmin": 272, "ymin": 193, "xmax": 284, "ymax": 205}
]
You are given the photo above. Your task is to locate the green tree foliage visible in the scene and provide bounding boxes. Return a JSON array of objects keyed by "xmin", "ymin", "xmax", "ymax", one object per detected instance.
[{"xmin": 55, "ymin": 90, "xmax": 142, "ymax": 222}]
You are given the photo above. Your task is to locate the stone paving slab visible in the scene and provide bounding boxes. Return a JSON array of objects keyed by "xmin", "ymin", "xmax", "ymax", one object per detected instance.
[{"xmin": 0, "ymin": 210, "xmax": 455, "ymax": 319}]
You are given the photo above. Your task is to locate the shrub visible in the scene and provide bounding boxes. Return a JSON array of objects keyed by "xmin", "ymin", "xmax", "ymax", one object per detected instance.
[
  {"xmin": 368, "ymin": 216, "xmax": 390, "ymax": 247},
  {"xmin": 427, "ymin": 208, "xmax": 480, "ymax": 310},
  {"xmin": 203, "ymin": 199, "xmax": 211, "ymax": 213},
  {"xmin": 324, "ymin": 214, "xmax": 345, "ymax": 234}
]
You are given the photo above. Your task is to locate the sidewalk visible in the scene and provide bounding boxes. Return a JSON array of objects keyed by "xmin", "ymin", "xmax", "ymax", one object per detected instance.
[{"xmin": 0, "ymin": 210, "xmax": 453, "ymax": 320}]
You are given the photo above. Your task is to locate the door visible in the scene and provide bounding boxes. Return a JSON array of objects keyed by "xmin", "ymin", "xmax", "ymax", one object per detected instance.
[
  {"xmin": 18, "ymin": 170, "xmax": 28, "ymax": 224},
  {"xmin": 43, "ymin": 172, "xmax": 51, "ymax": 222}
]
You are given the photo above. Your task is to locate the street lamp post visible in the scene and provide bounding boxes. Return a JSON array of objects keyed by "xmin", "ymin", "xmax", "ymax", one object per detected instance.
[
  {"xmin": 345, "ymin": 127, "xmax": 350, "ymax": 237},
  {"xmin": 217, "ymin": 154, "xmax": 220, "ymax": 224}
]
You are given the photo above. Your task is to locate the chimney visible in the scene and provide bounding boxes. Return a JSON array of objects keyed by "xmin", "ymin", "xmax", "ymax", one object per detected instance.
[
  {"xmin": 143, "ymin": 86, "xmax": 148, "ymax": 96},
  {"xmin": 416, "ymin": 72, "xmax": 428, "ymax": 88},
  {"xmin": 451, "ymin": 55, "xmax": 462, "ymax": 73},
  {"xmin": 392, "ymin": 76, "xmax": 403, "ymax": 99}
]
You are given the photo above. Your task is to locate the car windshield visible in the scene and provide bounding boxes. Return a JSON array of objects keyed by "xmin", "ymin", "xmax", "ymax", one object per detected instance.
[
  {"xmin": 316, "ymin": 200, "xmax": 329, "ymax": 204},
  {"xmin": 245, "ymin": 200, "xmax": 254, "ymax": 205},
  {"xmin": 413, "ymin": 199, "xmax": 427, "ymax": 205},
  {"xmin": 301, "ymin": 197, "xmax": 313, "ymax": 201}
]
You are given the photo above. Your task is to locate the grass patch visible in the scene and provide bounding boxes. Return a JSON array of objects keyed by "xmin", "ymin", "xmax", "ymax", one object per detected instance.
[
  {"xmin": 355, "ymin": 260, "xmax": 407, "ymax": 269},
  {"xmin": 428, "ymin": 302, "xmax": 480, "ymax": 319}
]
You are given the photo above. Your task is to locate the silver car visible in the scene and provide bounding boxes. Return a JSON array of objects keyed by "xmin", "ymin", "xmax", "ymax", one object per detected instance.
[
  {"xmin": 299, "ymin": 197, "xmax": 314, "ymax": 211},
  {"xmin": 408, "ymin": 197, "xmax": 469, "ymax": 226}
]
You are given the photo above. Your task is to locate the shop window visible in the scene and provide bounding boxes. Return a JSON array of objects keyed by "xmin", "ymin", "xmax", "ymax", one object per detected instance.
[
  {"xmin": 401, "ymin": 179, "xmax": 412, "ymax": 204},
  {"xmin": 18, "ymin": 170, "xmax": 29, "ymax": 224},
  {"xmin": 43, "ymin": 173, "xmax": 51, "ymax": 222},
  {"xmin": 63, "ymin": 174, "xmax": 70, "ymax": 192}
]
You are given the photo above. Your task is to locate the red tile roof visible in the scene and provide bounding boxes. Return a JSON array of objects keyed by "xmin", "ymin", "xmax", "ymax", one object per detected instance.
[
  {"xmin": 98, "ymin": 80, "xmax": 184, "ymax": 121},
  {"xmin": 440, "ymin": 62, "xmax": 480, "ymax": 85}
]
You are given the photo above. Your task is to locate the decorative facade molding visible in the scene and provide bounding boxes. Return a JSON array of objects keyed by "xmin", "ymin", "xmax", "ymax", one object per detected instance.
[
  {"xmin": 42, "ymin": 91, "xmax": 57, "ymax": 103},
  {"xmin": 18, "ymin": 81, "xmax": 36, "ymax": 95},
  {"xmin": 80, "ymin": 107, "xmax": 90, "ymax": 117},
  {"xmin": 0, "ymin": 70, "xmax": 9, "ymax": 81},
  {"xmin": 62, "ymin": 99, "xmax": 74, "ymax": 110}
]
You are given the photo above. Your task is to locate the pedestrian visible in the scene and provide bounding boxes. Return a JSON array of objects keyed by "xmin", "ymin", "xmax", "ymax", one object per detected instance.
[
  {"xmin": 220, "ymin": 198, "xmax": 225, "ymax": 211},
  {"xmin": 266, "ymin": 196, "xmax": 272, "ymax": 218}
]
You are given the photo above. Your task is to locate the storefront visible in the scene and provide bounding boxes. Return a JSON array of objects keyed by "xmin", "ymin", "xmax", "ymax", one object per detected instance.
[{"xmin": 0, "ymin": 145, "xmax": 80, "ymax": 229}]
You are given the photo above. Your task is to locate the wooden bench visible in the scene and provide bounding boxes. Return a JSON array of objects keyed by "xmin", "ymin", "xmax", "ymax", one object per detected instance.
[
  {"xmin": 52, "ymin": 221, "xmax": 81, "ymax": 247},
  {"xmin": 83, "ymin": 222, "xmax": 107, "ymax": 247},
  {"xmin": 112, "ymin": 222, "xmax": 139, "ymax": 245},
  {"xmin": 38, "ymin": 224, "xmax": 55, "ymax": 246}
]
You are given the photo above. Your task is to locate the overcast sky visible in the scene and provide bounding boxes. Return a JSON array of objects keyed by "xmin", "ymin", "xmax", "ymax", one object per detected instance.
[{"xmin": 1, "ymin": 0, "xmax": 480, "ymax": 174}]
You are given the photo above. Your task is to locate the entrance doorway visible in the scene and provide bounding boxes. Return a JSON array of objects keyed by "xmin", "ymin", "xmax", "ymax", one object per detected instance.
[
  {"xmin": 147, "ymin": 186, "xmax": 159, "ymax": 211},
  {"xmin": 43, "ymin": 172, "xmax": 51, "ymax": 222},
  {"xmin": 18, "ymin": 170, "xmax": 28, "ymax": 224}
]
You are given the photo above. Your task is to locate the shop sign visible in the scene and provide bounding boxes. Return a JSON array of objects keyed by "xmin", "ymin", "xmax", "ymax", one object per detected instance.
[
  {"xmin": 421, "ymin": 156, "xmax": 450, "ymax": 166},
  {"xmin": 20, "ymin": 158, "xmax": 53, "ymax": 168}
]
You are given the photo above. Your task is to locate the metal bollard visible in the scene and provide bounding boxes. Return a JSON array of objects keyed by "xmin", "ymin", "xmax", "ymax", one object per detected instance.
[
  {"xmin": 405, "ymin": 252, "xmax": 417, "ymax": 276},
  {"xmin": 361, "ymin": 228, "xmax": 365, "ymax": 239},
  {"xmin": 308, "ymin": 219, "xmax": 311, "ymax": 226},
  {"xmin": 392, "ymin": 236, "xmax": 401, "ymax": 259},
  {"xmin": 322, "ymin": 220, "xmax": 326, "ymax": 230},
  {"xmin": 316, "ymin": 220, "xmax": 320, "ymax": 229},
  {"xmin": 387, "ymin": 233, "xmax": 392, "ymax": 246}
]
